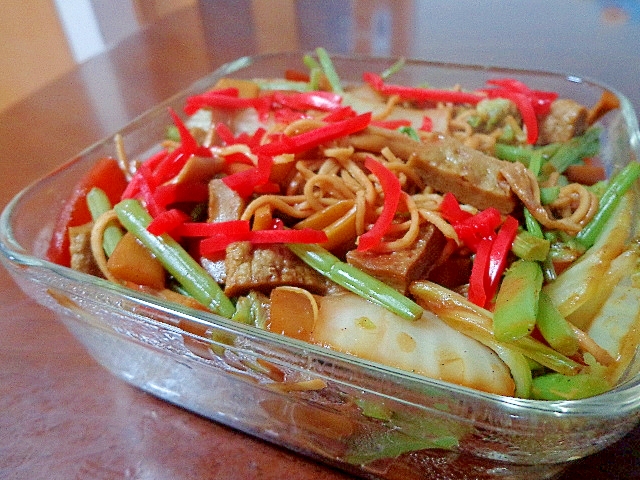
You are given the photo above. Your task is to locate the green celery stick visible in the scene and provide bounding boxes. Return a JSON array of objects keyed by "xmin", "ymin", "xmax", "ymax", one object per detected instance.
[
  {"xmin": 114, "ymin": 199, "xmax": 235, "ymax": 318},
  {"xmin": 381, "ymin": 57, "xmax": 406, "ymax": 79},
  {"xmin": 511, "ymin": 230, "xmax": 550, "ymax": 262},
  {"xmin": 531, "ymin": 372, "xmax": 610, "ymax": 400},
  {"xmin": 493, "ymin": 260, "xmax": 543, "ymax": 342},
  {"xmin": 86, "ymin": 187, "xmax": 123, "ymax": 257},
  {"xmin": 546, "ymin": 127, "xmax": 601, "ymax": 174},
  {"xmin": 315, "ymin": 47, "xmax": 343, "ymax": 94},
  {"xmin": 536, "ymin": 292, "xmax": 579, "ymax": 357},
  {"xmin": 576, "ymin": 161, "xmax": 640, "ymax": 248},
  {"xmin": 288, "ymin": 242, "xmax": 423, "ymax": 321}
]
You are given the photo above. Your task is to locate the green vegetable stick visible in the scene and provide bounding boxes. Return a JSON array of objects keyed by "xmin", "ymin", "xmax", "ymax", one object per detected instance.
[
  {"xmin": 493, "ymin": 260, "xmax": 543, "ymax": 342},
  {"xmin": 380, "ymin": 57, "xmax": 406, "ymax": 79},
  {"xmin": 576, "ymin": 161, "xmax": 640, "ymax": 248},
  {"xmin": 114, "ymin": 199, "xmax": 235, "ymax": 318},
  {"xmin": 315, "ymin": 47, "xmax": 343, "ymax": 94},
  {"xmin": 546, "ymin": 126, "xmax": 601, "ymax": 174},
  {"xmin": 530, "ymin": 372, "xmax": 610, "ymax": 400},
  {"xmin": 288, "ymin": 242, "xmax": 423, "ymax": 321},
  {"xmin": 536, "ymin": 291, "xmax": 579, "ymax": 357},
  {"xmin": 511, "ymin": 230, "xmax": 550, "ymax": 261},
  {"xmin": 86, "ymin": 187, "xmax": 123, "ymax": 257}
]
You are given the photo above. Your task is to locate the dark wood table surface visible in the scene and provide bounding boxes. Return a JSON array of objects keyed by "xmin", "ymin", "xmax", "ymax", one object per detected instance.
[{"xmin": 1, "ymin": 2, "xmax": 639, "ymax": 479}]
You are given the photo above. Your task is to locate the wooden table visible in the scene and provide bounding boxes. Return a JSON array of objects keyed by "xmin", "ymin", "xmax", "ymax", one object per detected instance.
[{"xmin": 1, "ymin": 2, "xmax": 639, "ymax": 478}]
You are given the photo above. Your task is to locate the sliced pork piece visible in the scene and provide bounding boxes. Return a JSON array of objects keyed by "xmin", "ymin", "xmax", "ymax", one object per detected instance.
[
  {"xmin": 346, "ymin": 126, "xmax": 518, "ymax": 213},
  {"xmin": 346, "ymin": 223, "xmax": 446, "ymax": 295},
  {"xmin": 201, "ymin": 178, "xmax": 247, "ymax": 282},
  {"xmin": 537, "ymin": 99, "xmax": 588, "ymax": 145},
  {"xmin": 224, "ymin": 241, "xmax": 334, "ymax": 297}
]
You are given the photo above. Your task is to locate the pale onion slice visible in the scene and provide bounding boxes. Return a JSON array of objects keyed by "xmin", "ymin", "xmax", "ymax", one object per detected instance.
[{"xmin": 311, "ymin": 292, "xmax": 515, "ymax": 396}]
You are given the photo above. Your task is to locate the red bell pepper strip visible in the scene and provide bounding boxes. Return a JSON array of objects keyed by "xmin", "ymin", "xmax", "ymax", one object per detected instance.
[
  {"xmin": 272, "ymin": 91, "xmax": 343, "ymax": 112},
  {"xmin": 439, "ymin": 192, "xmax": 473, "ymax": 224},
  {"xmin": 273, "ymin": 108, "xmax": 309, "ymax": 124},
  {"xmin": 370, "ymin": 119, "xmax": 413, "ymax": 129},
  {"xmin": 486, "ymin": 78, "xmax": 558, "ymax": 116},
  {"xmin": 151, "ymin": 147, "xmax": 190, "ymax": 187},
  {"xmin": 153, "ymin": 182, "xmax": 209, "ymax": 209},
  {"xmin": 255, "ymin": 112, "xmax": 371, "ymax": 156},
  {"xmin": 198, "ymin": 231, "xmax": 252, "ymax": 256},
  {"xmin": 184, "ymin": 89, "xmax": 273, "ymax": 116},
  {"xmin": 136, "ymin": 174, "xmax": 163, "ymax": 218},
  {"xmin": 147, "ymin": 208, "xmax": 190, "ymax": 236},
  {"xmin": 168, "ymin": 108, "xmax": 198, "ymax": 154},
  {"xmin": 363, "ymin": 72, "xmax": 485, "ymax": 105},
  {"xmin": 485, "ymin": 215, "xmax": 519, "ymax": 301},
  {"xmin": 194, "ymin": 221, "xmax": 326, "ymax": 256},
  {"xmin": 177, "ymin": 220, "xmax": 251, "ymax": 238},
  {"xmin": 121, "ymin": 151, "xmax": 165, "ymax": 200},
  {"xmin": 357, "ymin": 157, "xmax": 402, "ymax": 252},
  {"xmin": 439, "ymin": 192, "xmax": 519, "ymax": 307},
  {"xmin": 222, "ymin": 154, "xmax": 273, "ymax": 198},
  {"xmin": 215, "ymin": 122, "xmax": 236, "ymax": 145},
  {"xmin": 452, "ymin": 207, "xmax": 502, "ymax": 252},
  {"xmin": 484, "ymin": 88, "xmax": 539, "ymax": 145},
  {"xmin": 420, "ymin": 116, "xmax": 433, "ymax": 132},
  {"xmin": 468, "ymin": 237, "xmax": 493, "ymax": 308},
  {"xmin": 223, "ymin": 152, "xmax": 255, "ymax": 167},
  {"xmin": 47, "ymin": 157, "xmax": 128, "ymax": 267},
  {"xmin": 322, "ymin": 106, "xmax": 357, "ymax": 122},
  {"xmin": 249, "ymin": 227, "xmax": 328, "ymax": 245},
  {"xmin": 253, "ymin": 182, "xmax": 281, "ymax": 194}
]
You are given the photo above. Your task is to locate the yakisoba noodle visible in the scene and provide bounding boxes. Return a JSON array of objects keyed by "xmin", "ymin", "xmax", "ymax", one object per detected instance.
[{"xmin": 60, "ymin": 53, "xmax": 640, "ymax": 400}]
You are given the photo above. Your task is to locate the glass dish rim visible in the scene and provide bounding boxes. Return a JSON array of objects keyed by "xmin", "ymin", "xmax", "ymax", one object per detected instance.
[{"xmin": 1, "ymin": 51, "xmax": 640, "ymax": 420}]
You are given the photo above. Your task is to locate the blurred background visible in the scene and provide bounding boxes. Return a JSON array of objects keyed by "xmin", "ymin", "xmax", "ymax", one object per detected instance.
[{"xmin": 1, "ymin": 0, "xmax": 639, "ymax": 114}]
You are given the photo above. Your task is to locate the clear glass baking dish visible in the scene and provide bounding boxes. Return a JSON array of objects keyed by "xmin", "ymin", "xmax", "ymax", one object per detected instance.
[{"xmin": 1, "ymin": 52, "xmax": 639, "ymax": 479}]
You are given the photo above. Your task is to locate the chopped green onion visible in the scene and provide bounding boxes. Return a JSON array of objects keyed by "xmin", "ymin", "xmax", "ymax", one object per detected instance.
[
  {"xmin": 398, "ymin": 125, "xmax": 420, "ymax": 141},
  {"xmin": 114, "ymin": 199, "xmax": 235, "ymax": 318},
  {"xmin": 288, "ymin": 242, "xmax": 423, "ymax": 321}
]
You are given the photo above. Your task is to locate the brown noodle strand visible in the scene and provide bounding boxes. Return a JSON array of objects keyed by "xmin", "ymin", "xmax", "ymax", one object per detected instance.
[
  {"xmin": 241, "ymin": 195, "xmax": 312, "ymax": 222},
  {"xmin": 372, "ymin": 94, "xmax": 401, "ymax": 121}
]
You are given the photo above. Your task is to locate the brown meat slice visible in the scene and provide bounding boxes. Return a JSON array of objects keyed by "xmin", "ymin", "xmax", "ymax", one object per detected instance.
[
  {"xmin": 345, "ymin": 223, "xmax": 447, "ymax": 294},
  {"xmin": 201, "ymin": 178, "xmax": 246, "ymax": 282},
  {"xmin": 224, "ymin": 241, "xmax": 333, "ymax": 297},
  {"xmin": 69, "ymin": 222, "xmax": 102, "ymax": 277},
  {"xmin": 345, "ymin": 126, "xmax": 517, "ymax": 213},
  {"xmin": 537, "ymin": 99, "xmax": 588, "ymax": 145}
]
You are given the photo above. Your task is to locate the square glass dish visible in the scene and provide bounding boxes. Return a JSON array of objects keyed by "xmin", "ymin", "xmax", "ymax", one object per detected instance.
[{"xmin": 1, "ymin": 52, "xmax": 640, "ymax": 479}]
